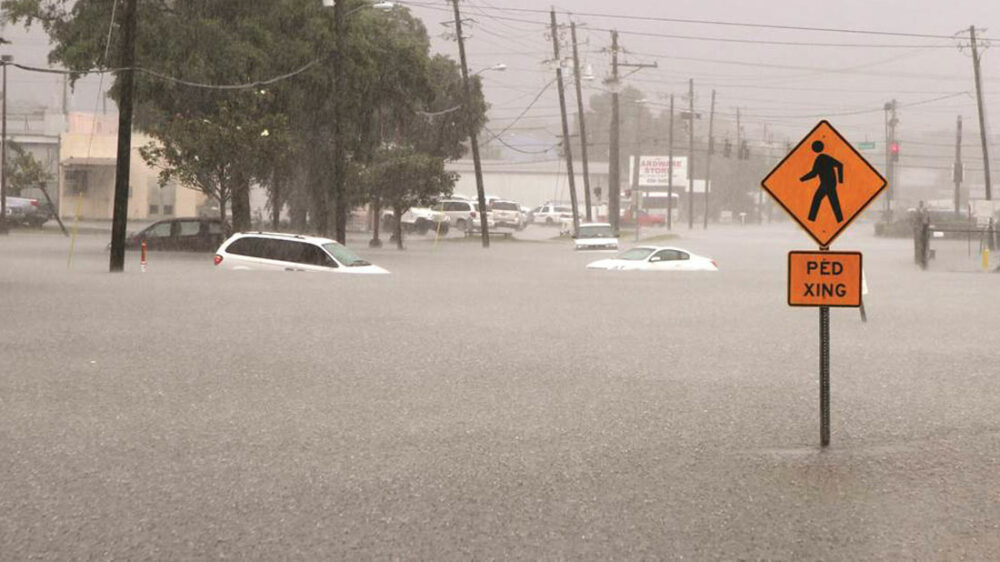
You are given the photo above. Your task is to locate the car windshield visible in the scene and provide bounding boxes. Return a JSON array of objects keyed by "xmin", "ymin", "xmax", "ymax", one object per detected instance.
[
  {"xmin": 617, "ymin": 247, "xmax": 655, "ymax": 261},
  {"xmin": 491, "ymin": 202, "xmax": 518, "ymax": 211},
  {"xmin": 578, "ymin": 225, "xmax": 613, "ymax": 238},
  {"xmin": 323, "ymin": 243, "xmax": 370, "ymax": 266}
]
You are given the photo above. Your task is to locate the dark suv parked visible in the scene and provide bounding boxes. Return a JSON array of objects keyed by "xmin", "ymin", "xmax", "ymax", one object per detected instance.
[{"xmin": 125, "ymin": 218, "xmax": 227, "ymax": 251}]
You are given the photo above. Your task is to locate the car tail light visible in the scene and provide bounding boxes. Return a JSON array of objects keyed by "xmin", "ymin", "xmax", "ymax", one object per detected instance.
[
  {"xmin": 470, "ymin": 211, "xmax": 477, "ymax": 218},
  {"xmin": 214, "ymin": 254, "xmax": 224, "ymax": 266},
  {"xmin": 30, "ymin": 199, "xmax": 39, "ymax": 207},
  {"xmin": 711, "ymin": 259, "xmax": 718, "ymax": 269}
]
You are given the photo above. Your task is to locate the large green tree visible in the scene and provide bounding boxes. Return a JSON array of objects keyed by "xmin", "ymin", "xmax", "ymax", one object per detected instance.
[{"xmin": 4, "ymin": 0, "xmax": 487, "ymax": 236}]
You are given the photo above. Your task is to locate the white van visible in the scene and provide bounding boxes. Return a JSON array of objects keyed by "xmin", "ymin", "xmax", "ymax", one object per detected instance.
[{"xmin": 214, "ymin": 232, "xmax": 389, "ymax": 274}]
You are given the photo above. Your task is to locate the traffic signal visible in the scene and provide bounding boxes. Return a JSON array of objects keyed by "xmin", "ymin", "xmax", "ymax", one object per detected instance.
[{"xmin": 890, "ymin": 142, "xmax": 900, "ymax": 162}]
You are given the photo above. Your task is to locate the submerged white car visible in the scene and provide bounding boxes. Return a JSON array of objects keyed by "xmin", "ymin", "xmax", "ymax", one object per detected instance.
[
  {"xmin": 573, "ymin": 222, "xmax": 618, "ymax": 251},
  {"xmin": 586, "ymin": 246, "xmax": 718, "ymax": 272},
  {"xmin": 215, "ymin": 232, "xmax": 389, "ymax": 274}
]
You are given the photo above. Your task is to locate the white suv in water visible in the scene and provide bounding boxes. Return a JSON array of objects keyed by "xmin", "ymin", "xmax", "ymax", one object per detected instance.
[
  {"xmin": 214, "ymin": 232, "xmax": 389, "ymax": 274},
  {"xmin": 488, "ymin": 199, "xmax": 524, "ymax": 230}
]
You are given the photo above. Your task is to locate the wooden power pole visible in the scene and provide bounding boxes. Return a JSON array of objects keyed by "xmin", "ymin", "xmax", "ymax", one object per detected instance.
[
  {"xmin": 687, "ymin": 78, "xmax": 695, "ymax": 230},
  {"xmin": 703, "ymin": 89, "xmax": 716, "ymax": 229},
  {"xmin": 570, "ymin": 22, "xmax": 592, "ymax": 222},
  {"xmin": 970, "ymin": 25, "xmax": 992, "ymax": 201},
  {"xmin": 550, "ymin": 9, "xmax": 579, "ymax": 236},
  {"xmin": 608, "ymin": 31, "xmax": 621, "ymax": 234},
  {"xmin": 667, "ymin": 94, "xmax": 674, "ymax": 230},
  {"xmin": 109, "ymin": 0, "xmax": 138, "ymax": 272},
  {"xmin": 452, "ymin": 0, "xmax": 490, "ymax": 247}
]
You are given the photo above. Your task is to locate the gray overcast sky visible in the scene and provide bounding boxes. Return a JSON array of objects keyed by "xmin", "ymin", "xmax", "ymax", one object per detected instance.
[
  {"xmin": 3, "ymin": 0, "xmax": 999, "ymax": 150},
  {"xmin": 399, "ymin": 0, "xmax": 1000, "ymax": 149}
]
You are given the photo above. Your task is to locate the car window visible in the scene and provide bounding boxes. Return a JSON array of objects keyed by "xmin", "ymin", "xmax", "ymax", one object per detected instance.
[
  {"xmin": 556, "ymin": 206, "xmax": 571, "ymax": 213},
  {"xmin": 323, "ymin": 243, "xmax": 369, "ymax": 267},
  {"xmin": 144, "ymin": 222, "xmax": 173, "ymax": 238},
  {"xmin": 178, "ymin": 221, "xmax": 200, "ymax": 236},
  {"xmin": 578, "ymin": 225, "xmax": 613, "ymax": 238},
  {"xmin": 651, "ymin": 249, "xmax": 689, "ymax": 262},
  {"xmin": 297, "ymin": 243, "xmax": 333, "ymax": 267},
  {"xmin": 618, "ymin": 247, "xmax": 655, "ymax": 261},
  {"xmin": 491, "ymin": 202, "xmax": 518, "ymax": 211},
  {"xmin": 226, "ymin": 237, "xmax": 263, "ymax": 257},
  {"xmin": 264, "ymin": 239, "xmax": 305, "ymax": 262}
]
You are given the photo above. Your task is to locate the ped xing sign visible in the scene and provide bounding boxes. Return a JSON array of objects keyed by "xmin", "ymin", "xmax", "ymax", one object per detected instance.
[
  {"xmin": 761, "ymin": 120, "xmax": 886, "ymax": 248},
  {"xmin": 762, "ymin": 121, "xmax": 885, "ymax": 449},
  {"xmin": 788, "ymin": 251, "xmax": 862, "ymax": 307}
]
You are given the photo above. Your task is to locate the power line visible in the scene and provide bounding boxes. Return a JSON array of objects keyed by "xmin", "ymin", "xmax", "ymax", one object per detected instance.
[
  {"xmin": 6, "ymin": 58, "xmax": 323, "ymax": 90},
  {"xmin": 482, "ymin": 78, "xmax": 556, "ymax": 139},
  {"xmin": 399, "ymin": 1, "xmax": 996, "ymax": 42}
]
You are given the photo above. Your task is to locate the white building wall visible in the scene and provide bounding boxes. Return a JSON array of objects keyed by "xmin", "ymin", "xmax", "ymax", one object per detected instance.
[{"xmin": 447, "ymin": 160, "xmax": 609, "ymax": 208}]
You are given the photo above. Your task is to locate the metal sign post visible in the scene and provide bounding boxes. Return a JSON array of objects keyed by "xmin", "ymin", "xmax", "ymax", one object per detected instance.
[{"xmin": 762, "ymin": 121, "xmax": 886, "ymax": 447}]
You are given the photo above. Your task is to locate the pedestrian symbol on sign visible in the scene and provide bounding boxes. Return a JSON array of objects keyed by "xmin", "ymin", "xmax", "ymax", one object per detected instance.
[
  {"xmin": 800, "ymin": 141, "xmax": 844, "ymax": 223},
  {"xmin": 761, "ymin": 120, "xmax": 886, "ymax": 247}
]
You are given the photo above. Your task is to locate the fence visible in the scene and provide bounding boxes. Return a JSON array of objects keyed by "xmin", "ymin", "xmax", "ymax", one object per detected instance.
[{"xmin": 915, "ymin": 218, "xmax": 999, "ymax": 272}]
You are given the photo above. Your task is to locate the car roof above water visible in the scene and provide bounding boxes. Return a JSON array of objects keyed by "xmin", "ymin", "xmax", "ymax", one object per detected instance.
[{"xmin": 228, "ymin": 231, "xmax": 340, "ymax": 246}]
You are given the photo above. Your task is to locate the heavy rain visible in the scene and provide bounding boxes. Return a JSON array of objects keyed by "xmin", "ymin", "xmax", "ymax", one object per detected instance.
[{"xmin": 1, "ymin": 0, "xmax": 999, "ymax": 559}]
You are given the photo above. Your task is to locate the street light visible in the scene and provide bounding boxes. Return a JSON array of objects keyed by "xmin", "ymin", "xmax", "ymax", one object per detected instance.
[
  {"xmin": 322, "ymin": 0, "xmax": 394, "ymax": 12},
  {"xmin": 474, "ymin": 63, "xmax": 506, "ymax": 75}
]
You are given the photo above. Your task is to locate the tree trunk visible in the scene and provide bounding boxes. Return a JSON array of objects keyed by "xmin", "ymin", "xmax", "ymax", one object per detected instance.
[
  {"xmin": 370, "ymin": 199, "xmax": 382, "ymax": 247},
  {"xmin": 394, "ymin": 205, "xmax": 404, "ymax": 250},
  {"xmin": 270, "ymin": 176, "xmax": 281, "ymax": 231},
  {"xmin": 231, "ymin": 177, "xmax": 252, "ymax": 232},
  {"xmin": 217, "ymin": 194, "xmax": 230, "ymax": 235}
]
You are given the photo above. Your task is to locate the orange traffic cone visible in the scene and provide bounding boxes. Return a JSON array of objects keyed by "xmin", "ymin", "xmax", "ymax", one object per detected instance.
[{"xmin": 140, "ymin": 240, "xmax": 148, "ymax": 273}]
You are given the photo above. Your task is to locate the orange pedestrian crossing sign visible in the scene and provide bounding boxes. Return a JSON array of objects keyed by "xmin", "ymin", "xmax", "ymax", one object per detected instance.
[{"xmin": 761, "ymin": 121, "xmax": 886, "ymax": 248}]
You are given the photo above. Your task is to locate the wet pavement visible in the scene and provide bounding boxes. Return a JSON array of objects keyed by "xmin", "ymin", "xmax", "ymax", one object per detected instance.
[{"xmin": 1, "ymin": 221, "xmax": 998, "ymax": 559}]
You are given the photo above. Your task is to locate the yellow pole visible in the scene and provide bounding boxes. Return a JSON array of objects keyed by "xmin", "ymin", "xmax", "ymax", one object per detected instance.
[
  {"xmin": 433, "ymin": 203, "xmax": 445, "ymax": 249},
  {"xmin": 983, "ymin": 247, "xmax": 990, "ymax": 271},
  {"xmin": 66, "ymin": 191, "xmax": 83, "ymax": 268}
]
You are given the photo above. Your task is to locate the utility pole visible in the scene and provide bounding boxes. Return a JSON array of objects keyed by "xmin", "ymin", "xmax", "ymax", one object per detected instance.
[
  {"xmin": 687, "ymin": 78, "xmax": 695, "ymax": 230},
  {"xmin": 570, "ymin": 22, "xmax": 592, "ymax": 222},
  {"xmin": 331, "ymin": 0, "xmax": 348, "ymax": 242},
  {"xmin": 666, "ymin": 94, "xmax": 674, "ymax": 230},
  {"xmin": 703, "ymin": 89, "xmax": 716, "ymax": 229},
  {"xmin": 631, "ymin": 101, "xmax": 643, "ymax": 242},
  {"xmin": 452, "ymin": 0, "xmax": 490, "ymax": 247},
  {"xmin": 954, "ymin": 115, "xmax": 963, "ymax": 215},
  {"xmin": 970, "ymin": 25, "xmax": 992, "ymax": 200},
  {"xmin": 884, "ymin": 99, "xmax": 898, "ymax": 214},
  {"xmin": 608, "ymin": 30, "xmax": 621, "ymax": 234},
  {"xmin": 108, "ymin": 0, "xmax": 138, "ymax": 272},
  {"xmin": 0, "ymin": 56, "xmax": 9, "ymax": 235},
  {"xmin": 550, "ymin": 9, "xmax": 579, "ymax": 236}
]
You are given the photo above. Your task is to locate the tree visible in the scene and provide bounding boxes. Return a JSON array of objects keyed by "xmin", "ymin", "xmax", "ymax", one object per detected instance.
[
  {"xmin": 4, "ymin": 141, "xmax": 52, "ymax": 196},
  {"xmin": 5, "ymin": 0, "xmax": 297, "ymax": 231},
  {"xmin": 362, "ymin": 146, "xmax": 455, "ymax": 249},
  {"xmin": 4, "ymin": 0, "xmax": 486, "ymax": 238}
]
